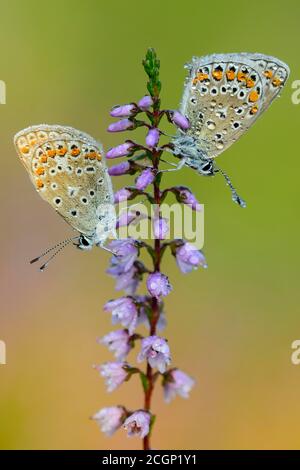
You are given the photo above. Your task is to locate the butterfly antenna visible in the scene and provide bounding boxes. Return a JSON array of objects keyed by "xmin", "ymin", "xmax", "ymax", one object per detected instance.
[
  {"xmin": 39, "ymin": 238, "xmax": 78, "ymax": 271},
  {"xmin": 215, "ymin": 165, "xmax": 247, "ymax": 208},
  {"xmin": 30, "ymin": 237, "xmax": 79, "ymax": 265}
]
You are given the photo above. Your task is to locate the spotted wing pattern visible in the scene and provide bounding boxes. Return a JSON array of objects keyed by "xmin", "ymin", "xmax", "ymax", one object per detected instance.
[
  {"xmin": 180, "ymin": 53, "xmax": 290, "ymax": 158},
  {"xmin": 14, "ymin": 124, "xmax": 114, "ymax": 237}
]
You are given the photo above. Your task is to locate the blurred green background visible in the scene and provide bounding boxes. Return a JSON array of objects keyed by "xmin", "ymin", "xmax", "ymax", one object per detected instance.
[{"xmin": 0, "ymin": 0, "xmax": 300, "ymax": 450}]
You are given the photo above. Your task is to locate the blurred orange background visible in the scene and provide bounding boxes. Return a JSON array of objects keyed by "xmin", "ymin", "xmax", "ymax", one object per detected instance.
[{"xmin": 0, "ymin": 0, "xmax": 300, "ymax": 449}]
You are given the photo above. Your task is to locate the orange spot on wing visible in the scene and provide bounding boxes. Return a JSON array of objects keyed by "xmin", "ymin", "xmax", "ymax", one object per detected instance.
[
  {"xmin": 57, "ymin": 147, "xmax": 67, "ymax": 156},
  {"xmin": 89, "ymin": 151, "xmax": 97, "ymax": 159},
  {"xmin": 35, "ymin": 167, "xmax": 45, "ymax": 176},
  {"xmin": 21, "ymin": 146, "xmax": 30, "ymax": 154},
  {"xmin": 226, "ymin": 70, "xmax": 235, "ymax": 81},
  {"xmin": 246, "ymin": 79, "xmax": 255, "ymax": 88},
  {"xmin": 264, "ymin": 70, "xmax": 273, "ymax": 79},
  {"xmin": 237, "ymin": 71, "xmax": 247, "ymax": 82},
  {"xmin": 212, "ymin": 69, "xmax": 223, "ymax": 81},
  {"xmin": 250, "ymin": 106, "xmax": 258, "ymax": 115},
  {"xmin": 96, "ymin": 153, "xmax": 102, "ymax": 161},
  {"xmin": 71, "ymin": 148, "xmax": 80, "ymax": 157},
  {"xmin": 36, "ymin": 179, "xmax": 44, "ymax": 189},
  {"xmin": 272, "ymin": 77, "xmax": 282, "ymax": 87},
  {"xmin": 248, "ymin": 90, "xmax": 259, "ymax": 102},
  {"xmin": 39, "ymin": 155, "xmax": 48, "ymax": 163},
  {"xmin": 47, "ymin": 149, "xmax": 56, "ymax": 158},
  {"xmin": 193, "ymin": 72, "xmax": 209, "ymax": 84}
]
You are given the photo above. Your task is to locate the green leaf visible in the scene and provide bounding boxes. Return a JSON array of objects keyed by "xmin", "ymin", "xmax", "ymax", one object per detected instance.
[
  {"xmin": 149, "ymin": 414, "xmax": 156, "ymax": 436},
  {"xmin": 139, "ymin": 372, "xmax": 150, "ymax": 393}
]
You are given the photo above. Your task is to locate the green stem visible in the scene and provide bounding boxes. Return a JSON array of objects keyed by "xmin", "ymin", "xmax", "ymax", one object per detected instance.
[{"xmin": 143, "ymin": 98, "xmax": 162, "ymax": 451}]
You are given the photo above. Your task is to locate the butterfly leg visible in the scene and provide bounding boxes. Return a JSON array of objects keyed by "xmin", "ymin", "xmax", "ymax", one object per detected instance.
[{"xmin": 158, "ymin": 157, "xmax": 187, "ymax": 174}]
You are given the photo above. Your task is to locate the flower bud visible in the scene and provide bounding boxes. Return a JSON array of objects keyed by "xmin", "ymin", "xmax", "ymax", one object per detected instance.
[
  {"xmin": 135, "ymin": 168, "xmax": 155, "ymax": 190},
  {"xmin": 146, "ymin": 128, "xmax": 160, "ymax": 148},
  {"xmin": 108, "ymin": 161, "xmax": 131, "ymax": 176},
  {"xmin": 106, "ymin": 142, "xmax": 134, "ymax": 159},
  {"xmin": 138, "ymin": 95, "xmax": 153, "ymax": 110},
  {"xmin": 107, "ymin": 119, "xmax": 134, "ymax": 133},
  {"xmin": 169, "ymin": 110, "xmax": 190, "ymax": 130},
  {"xmin": 110, "ymin": 104, "xmax": 136, "ymax": 117}
]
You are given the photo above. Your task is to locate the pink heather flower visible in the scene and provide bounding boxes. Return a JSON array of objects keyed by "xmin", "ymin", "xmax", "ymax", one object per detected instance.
[
  {"xmin": 108, "ymin": 161, "xmax": 131, "ymax": 176},
  {"xmin": 116, "ymin": 210, "xmax": 138, "ymax": 228},
  {"xmin": 110, "ymin": 104, "xmax": 136, "ymax": 117},
  {"xmin": 106, "ymin": 142, "xmax": 134, "ymax": 159},
  {"xmin": 135, "ymin": 168, "xmax": 155, "ymax": 190},
  {"xmin": 124, "ymin": 411, "xmax": 150, "ymax": 439},
  {"xmin": 107, "ymin": 119, "xmax": 134, "ymax": 132},
  {"xmin": 114, "ymin": 188, "xmax": 132, "ymax": 204},
  {"xmin": 175, "ymin": 242, "xmax": 207, "ymax": 273},
  {"xmin": 137, "ymin": 335, "xmax": 171, "ymax": 373},
  {"xmin": 114, "ymin": 265, "xmax": 140, "ymax": 295},
  {"xmin": 175, "ymin": 186, "xmax": 203, "ymax": 211},
  {"xmin": 104, "ymin": 297, "xmax": 138, "ymax": 334},
  {"xmin": 97, "ymin": 362, "xmax": 129, "ymax": 392},
  {"xmin": 146, "ymin": 128, "xmax": 160, "ymax": 148},
  {"xmin": 92, "ymin": 406, "xmax": 125, "ymax": 436},
  {"xmin": 138, "ymin": 95, "xmax": 153, "ymax": 110},
  {"xmin": 108, "ymin": 239, "xmax": 138, "ymax": 272},
  {"xmin": 147, "ymin": 272, "xmax": 172, "ymax": 298},
  {"xmin": 99, "ymin": 329, "xmax": 131, "ymax": 361},
  {"xmin": 153, "ymin": 217, "xmax": 169, "ymax": 240},
  {"xmin": 169, "ymin": 110, "xmax": 190, "ymax": 130},
  {"xmin": 163, "ymin": 369, "xmax": 195, "ymax": 403}
]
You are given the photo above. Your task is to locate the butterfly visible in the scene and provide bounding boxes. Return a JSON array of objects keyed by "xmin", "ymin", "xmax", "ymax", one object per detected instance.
[
  {"xmin": 171, "ymin": 53, "xmax": 290, "ymax": 206},
  {"xmin": 14, "ymin": 124, "xmax": 116, "ymax": 269}
]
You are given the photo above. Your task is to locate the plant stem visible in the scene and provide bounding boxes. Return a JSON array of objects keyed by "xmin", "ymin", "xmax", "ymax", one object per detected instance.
[{"xmin": 143, "ymin": 105, "xmax": 162, "ymax": 451}]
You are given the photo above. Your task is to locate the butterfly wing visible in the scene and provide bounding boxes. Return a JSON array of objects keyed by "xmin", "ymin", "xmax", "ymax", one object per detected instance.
[
  {"xmin": 180, "ymin": 53, "xmax": 290, "ymax": 158},
  {"xmin": 14, "ymin": 125, "xmax": 114, "ymax": 238}
]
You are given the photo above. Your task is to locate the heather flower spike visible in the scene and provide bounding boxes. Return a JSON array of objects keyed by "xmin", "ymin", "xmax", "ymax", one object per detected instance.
[
  {"xmin": 172, "ymin": 186, "xmax": 203, "ymax": 211},
  {"xmin": 175, "ymin": 241, "xmax": 207, "ymax": 273},
  {"xmin": 163, "ymin": 369, "xmax": 195, "ymax": 403},
  {"xmin": 124, "ymin": 411, "xmax": 151, "ymax": 439},
  {"xmin": 99, "ymin": 329, "xmax": 131, "ymax": 361},
  {"xmin": 106, "ymin": 142, "xmax": 135, "ymax": 159},
  {"xmin": 153, "ymin": 216, "xmax": 169, "ymax": 240},
  {"xmin": 108, "ymin": 161, "xmax": 131, "ymax": 176},
  {"xmin": 94, "ymin": 48, "xmax": 201, "ymax": 450},
  {"xmin": 110, "ymin": 104, "xmax": 137, "ymax": 117},
  {"xmin": 147, "ymin": 272, "xmax": 172, "ymax": 298},
  {"xmin": 92, "ymin": 407, "xmax": 126, "ymax": 436},
  {"xmin": 96, "ymin": 362, "xmax": 129, "ymax": 392},
  {"xmin": 107, "ymin": 119, "xmax": 134, "ymax": 133},
  {"xmin": 138, "ymin": 95, "xmax": 153, "ymax": 110},
  {"xmin": 135, "ymin": 168, "xmax": 155, "ymax": 190},
  {"xmin": 137, "ymin": 336, "xmax": 171, "ymax": 373},
  {"xmin": 146, "ymin": 128, "xmax": 160, "ymax": 148},
  {"xmin": 168, "ymin": 110, "xmax": 190, "ymax": 130}
]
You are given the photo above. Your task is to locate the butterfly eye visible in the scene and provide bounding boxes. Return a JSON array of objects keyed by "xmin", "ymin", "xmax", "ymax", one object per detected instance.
[{"xmin": 201, "ymin": 161, "xmax": 214, "ymax": 174}]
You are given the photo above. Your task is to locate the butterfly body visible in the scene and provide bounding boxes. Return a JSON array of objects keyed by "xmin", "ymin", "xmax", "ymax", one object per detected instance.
[
  {"xmin": 172, "ymin": 53, "xmax": 290, "ymax": 177},
  {"xmin": 14, "ymin": 125, "xmax": 116, "ymax": 251}
]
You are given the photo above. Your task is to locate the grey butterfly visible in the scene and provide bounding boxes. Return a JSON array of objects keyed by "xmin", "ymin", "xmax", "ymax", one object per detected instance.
[
  {"xmin": 14, "ymin": 124, "xmax": 116, "ymax": 269},
  {"xmin": 171, "ymin": 53, "xmax": 290, "ymax": 206}
]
